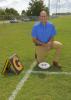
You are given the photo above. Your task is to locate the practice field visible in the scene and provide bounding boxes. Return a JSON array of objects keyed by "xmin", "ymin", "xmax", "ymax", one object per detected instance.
[{"xmin": 0, "ymin": 16, "xmax": 71, "ymax": 100}]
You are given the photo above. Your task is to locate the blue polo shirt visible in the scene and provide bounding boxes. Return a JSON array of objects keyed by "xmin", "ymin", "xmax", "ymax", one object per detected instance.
[{"xmin": 32, "ymin": 22, "xmax": 56, "ymax": 43}]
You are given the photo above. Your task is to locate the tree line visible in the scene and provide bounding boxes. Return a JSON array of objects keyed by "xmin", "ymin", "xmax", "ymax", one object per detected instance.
[{"xmin": 0, "ymin": 0, "xmax": 49, "ymax": 20}]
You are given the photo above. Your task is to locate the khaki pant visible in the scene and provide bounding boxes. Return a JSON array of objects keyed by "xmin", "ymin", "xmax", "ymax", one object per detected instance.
[{"xmin": 35, "ymin": 41, "xmax": 63, "ymax": 63}]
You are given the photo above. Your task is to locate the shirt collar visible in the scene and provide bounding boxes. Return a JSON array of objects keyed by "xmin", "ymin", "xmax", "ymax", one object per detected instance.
[{"xmin": 40, "ymin": 22, "xmax": 48, "ymax": 26}]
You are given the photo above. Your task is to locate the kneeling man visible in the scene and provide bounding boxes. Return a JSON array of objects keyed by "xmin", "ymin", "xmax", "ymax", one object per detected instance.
[{"xmin": 32, "ymin": 10, "xmax": 63, "ymax": 67}]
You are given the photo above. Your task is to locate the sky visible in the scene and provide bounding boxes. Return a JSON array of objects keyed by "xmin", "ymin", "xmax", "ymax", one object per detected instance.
[{"xmin": 0, "ymin": 0, "xmax": 71, "ymax": 15}]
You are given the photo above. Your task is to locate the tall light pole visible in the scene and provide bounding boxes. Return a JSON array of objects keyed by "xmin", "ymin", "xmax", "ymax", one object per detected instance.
[
  {"xmin": 58, "ymin": 0, "xmax": 60, "ymax": 14},
  {"xmin": 56, "ymin": 0, "xmax": 58, "ymax": 15},
  {"xmin": 56, "ymin": 0, "xmax": 60, "ymax": 15},
  {"xmin": 48, "ymin": 0, "xmax": 50, "ymax": 15}
]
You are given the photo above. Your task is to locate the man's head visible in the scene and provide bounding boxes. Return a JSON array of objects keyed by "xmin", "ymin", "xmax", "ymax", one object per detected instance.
[{"xmin": 39, "ymin": 10, "xmax": 49, "ymax": 24}]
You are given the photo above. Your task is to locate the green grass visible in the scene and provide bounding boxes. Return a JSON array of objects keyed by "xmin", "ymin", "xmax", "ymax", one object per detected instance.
[
  {"xmin": 0, "ymin": 16, "xmax": 71, "ymax": 100},
  {"xmin": 16, "ymin": 75, "xmax": 71, "ymax": 100}
]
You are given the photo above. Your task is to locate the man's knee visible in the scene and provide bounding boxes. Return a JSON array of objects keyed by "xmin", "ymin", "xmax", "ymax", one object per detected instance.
[{"xmin": 53, "ymin": 41, "xmax": 63, "ymax": 49}]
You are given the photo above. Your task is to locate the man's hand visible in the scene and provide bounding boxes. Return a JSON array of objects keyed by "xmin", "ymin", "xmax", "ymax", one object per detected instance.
[
  {"xmin": 42, "ymin": 38, "xmax": 54, "ymax": 49},
  {"xmin": 32, "ymin": 38, "xmax": 54, "ymax": 50}
]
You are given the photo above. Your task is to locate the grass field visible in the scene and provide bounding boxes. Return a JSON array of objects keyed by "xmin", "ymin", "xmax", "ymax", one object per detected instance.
[{"xmin": 0, "ymin": 16, "xmax": 71, "ymax": 100}]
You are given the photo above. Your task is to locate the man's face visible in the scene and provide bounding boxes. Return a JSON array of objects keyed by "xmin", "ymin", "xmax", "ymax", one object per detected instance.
[{"xmin": 39, "ymin": 11, "xmax": 48, "ymax": 23}]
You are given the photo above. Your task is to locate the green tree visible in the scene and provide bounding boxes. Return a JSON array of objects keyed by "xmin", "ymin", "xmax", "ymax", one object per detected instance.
[
  {"xmin": 4, "ymin": 8, "xmax": 19, "ymax": 20},
  {"xmin": 5, "ymin": 8, "xmax": 19, "ymax": 16},
  {"xmin": 0, "ymin": 9, "xmax": 5, "ymax": 15},
  {"xmin": 0, "ymin": 9, "xmax": 5, "ymax": 20},
  {"xmin": 0, "ymin": 8, "xmax": 19, "ymax": 20},
  {"xmin": 26, "ymin": 0, "xmax": 49, "ymax": 16},
  {"xmin": 21, "ymin": 10, "xmax": 26, "ymax": 16}
]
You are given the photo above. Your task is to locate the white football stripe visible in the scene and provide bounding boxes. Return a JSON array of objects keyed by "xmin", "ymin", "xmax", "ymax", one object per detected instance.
[
  {"xmin": 8, "ymin": 61, "xmax": 37, "ymax": 100},
  {"xmin": 29, "ymin": 71, "xmax": 71, "ymax": 75},
  {"xmin": 22, "ymin": 71, "xmax": 71, "ymax": 75}
]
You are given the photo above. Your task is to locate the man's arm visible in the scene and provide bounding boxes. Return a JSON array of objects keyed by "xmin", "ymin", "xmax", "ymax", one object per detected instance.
[
  {"xmin": 32, "ymin": 38, "xmax": 44, "ymax": 46},
  {"xmin": 32, "ymin": 37, "xmax": 54, "ymax": 47},
  {"xmin": 41, "ymin": 38, "xmax": 54, "ymax": 48}
]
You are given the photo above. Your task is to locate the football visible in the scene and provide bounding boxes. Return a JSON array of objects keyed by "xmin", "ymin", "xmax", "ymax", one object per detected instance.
[{"xmin": 38, "ymin": 62, "xmax": 50, "ymax": 69}]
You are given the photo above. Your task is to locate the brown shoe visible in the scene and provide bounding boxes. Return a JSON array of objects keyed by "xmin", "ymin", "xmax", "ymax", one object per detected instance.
[{"xmin": 52, "ymin": 61, "xmax": 61, "ymax": 68}]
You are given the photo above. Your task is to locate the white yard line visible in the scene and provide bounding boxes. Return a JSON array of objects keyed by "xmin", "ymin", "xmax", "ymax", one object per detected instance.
[
  {"xmin": 8, "ymin": 61, "xmax": 37, "ymax": 100},
  {"xmin": 29, "ymin": 71, "xmax": 71, "ymax": 75}
]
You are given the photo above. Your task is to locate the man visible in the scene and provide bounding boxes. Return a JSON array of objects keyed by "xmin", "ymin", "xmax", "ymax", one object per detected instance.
[{"xmin": 32, "ymin": 10, "xmax": 63, "ymax": 67}]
